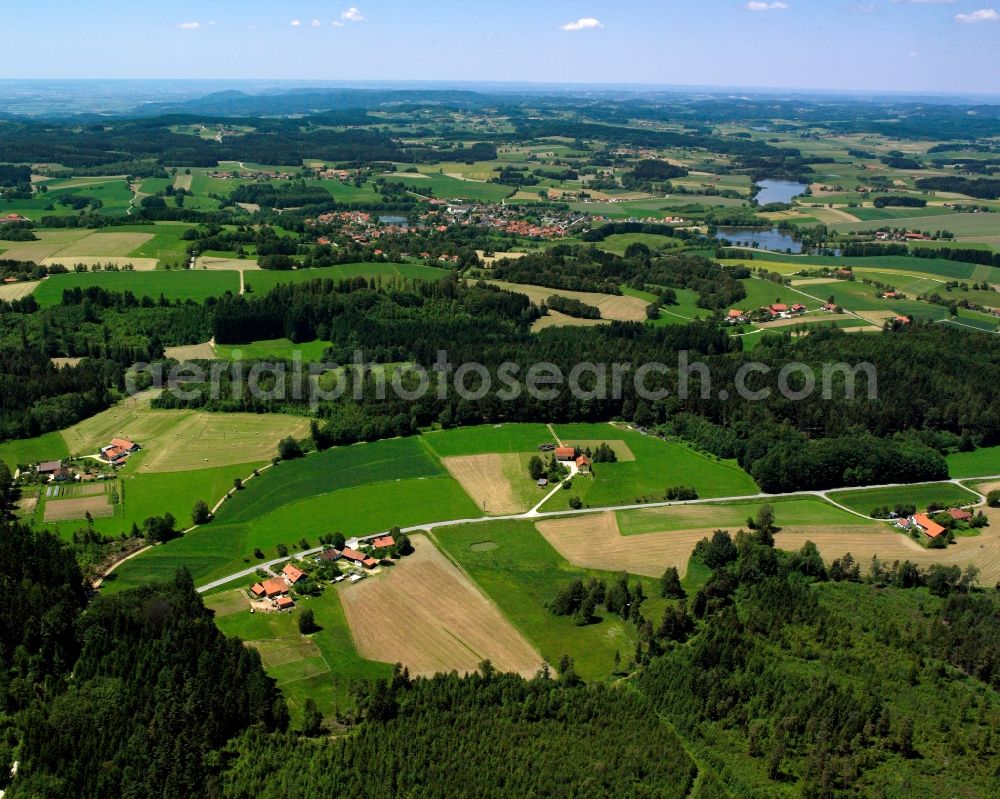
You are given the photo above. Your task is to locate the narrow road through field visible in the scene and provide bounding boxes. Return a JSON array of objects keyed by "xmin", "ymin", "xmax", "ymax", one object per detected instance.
[{"xmin": 195, "ymin": 471, "xmax": 999, "ymax": 593}]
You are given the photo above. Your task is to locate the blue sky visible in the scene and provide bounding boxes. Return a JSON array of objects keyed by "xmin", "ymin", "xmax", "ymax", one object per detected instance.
[{"xmin": 2, "ymin": 0, "xmax": 998, "ymax": 93}]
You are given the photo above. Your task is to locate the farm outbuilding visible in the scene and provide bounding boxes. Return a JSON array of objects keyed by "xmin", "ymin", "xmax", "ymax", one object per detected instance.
[{"xmin": 554, "ymin": 447, "xmax": 576, "ymax": 461}]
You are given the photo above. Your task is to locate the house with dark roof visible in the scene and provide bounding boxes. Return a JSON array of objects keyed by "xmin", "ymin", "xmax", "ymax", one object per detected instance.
[
  {"xmin": 317, "ymin": 548, "xmax": 342, "ymax": 562},
  {"xmin": 36, "ymin": 460, "xmax": 62, "ymax": 475}
]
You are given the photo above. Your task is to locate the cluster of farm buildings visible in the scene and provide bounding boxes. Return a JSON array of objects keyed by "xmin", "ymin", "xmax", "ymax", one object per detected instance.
[
  {"xmin": 893, "ymin": 508, "xmax": 973, "ymax": 539},
  {"xmin": 30, "ymin": 438, "xmax": 140, "ymax": 483},
  {"xmin": 249, "ymin": 535, "xmax": 397, "ymax": 612}
]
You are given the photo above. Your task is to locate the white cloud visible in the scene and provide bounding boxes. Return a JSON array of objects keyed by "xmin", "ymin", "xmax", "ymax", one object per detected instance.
[
  {"xmin": 850, "ymin": 3, "xmax": 877, "ymax": 12},
  {"xmin": 341, "ymin": 7, "xmax": 366, "ymax": 22},
  {"xmin": 177, "ymin": 21, "xmax": 201, "ymax": 29},
  {"xmin": 290, "ymin": 19, "xmax": 302, "ymax": 27},
  {"xmin": 892, "ymin": 1, "xmax": 955, "ymax": 5},
  {"xmin": 310, "ymin": 19, "xmax": 322, "ymax": 27},
  {"xmin": 745, "ymin": 1, "xmax": 789, "ymax": 10},
  {"xmin": 955, "ymin": 7, "xmax": 999, "ymax": 21},
  {"xmin": 560, "ymin": 17, "xmax": 604, "ymax": 31},
  {"xmin": 332, "ymin": 20, "xmax": 345, "ymax": 27}
]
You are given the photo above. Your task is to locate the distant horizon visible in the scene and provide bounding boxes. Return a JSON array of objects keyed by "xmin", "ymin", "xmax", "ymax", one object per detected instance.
[{"xmin": 3, "ymin": 1, "xmax": 1000, "ymax": 95}]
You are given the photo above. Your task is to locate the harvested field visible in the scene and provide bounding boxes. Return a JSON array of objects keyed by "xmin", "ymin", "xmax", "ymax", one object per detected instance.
[
  {"xmin": 556, "ymin": 439, "xmax": 635, "ymax": 461},
  {"xmin": 477, "ymin": 250, "xmax": 527, "ymax": 266},
  {"xmin": 173, "ymin": 173, "xmax": 194, "ymax": 191},
  {"xmin": 135, "ymin": 412, "xmax": 312, "ymax": 473},
  {"xmin": 43, "ymin": 494, "xmax": 113, "ymax": 522},
  {"xmin": 339, "ymin": 535, "xmax": 543, "ymax": 677},
  {"xmin": 791, "ymin": 277, "xmax": 843, "ymax": 286},
  {"xmin": 164, "ymin": 341, "xmax": 216, "ymax": 360},
  {"xmin": 196, "ymin": 256, "xmax": 260, "ymax": 271},
  {"xmin": 51, "ymin": 357, "xmax": 83, "ymax": 368},
  {"xmin": 56, "ymin": 232, "xmax": 154, "ymax": 257},
  {"xmin": 531, "ymin": 311, "xmax": 604, "ymax": 331},
  {"xmin": 487, "ymin": 280, "xmax": 649, "ymax": 322},
  {"xmin": 756, "ymin": 315, "xmax": 877, "ymax": 330},
  {"xmin": 42, "ymin": 256, "xmax": 159, "ymax": 271},
  {"xmin": 0, "ymin": 281, "xmax": 39, "ymax": 301},
  {"xmin": 536, "ymin": 512, "xmax": 707, "ymax": 578},
  {"xmin": 855, "ymin": 310, "xmax": 897, "ymax": 325},
  {"xmin": 442, "ymin": 453, "xmax": 526, "ymax": 515},
  {"xmin": 1, "ymin": 231, "xmax": 87, "ymax": 262},
  {"xmin": 541, "ymin": 505, "xmax": 1000, "ymax": 587}
]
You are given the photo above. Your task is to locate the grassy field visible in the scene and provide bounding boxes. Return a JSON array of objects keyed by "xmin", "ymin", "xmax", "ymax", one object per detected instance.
[
  {"xmin": 0, "ymin": 430, "xmax": 69, "ymax": 470},
  {"xmin": 542, "ymin": 424, "xmax": 757, "ymax": 510},
  {"xmin": 421, "ymin": 423, "xmax": 556, "ymax": 457},
  {"xmin": 595, "ymin": 232, "xmax": 684, "ymax": 256},
  {"xmin": 214, "ymin": 437, "xmax": 446, "ymax": 524},
  {"xmin": 948, "ymin": 446, "xmax": 1000, "ymax": 479},
  {"xmin": 432, "ymin": 520, "xmax": 648, "ymax": 681},
  {"xmin": 245, "ymin": 262, "xmax": 450, "ymax": 294},
  {"xmin": 616, "ymin": 496, "xmax": 859, "ymax": 535},
  {"xmin": 391, "ymin": 171, "xmax": 516, "ymax": 202},
  {"xmin": 828, "ymin": 482, "xmax": 981, "ymax": 516},
  {"xmin": 33, "ymin": 270, "xmax": 239, "ymax": 307},
  {"xmin": 207, "ymin": 585, "xmax": 391, "ymax": 722}
]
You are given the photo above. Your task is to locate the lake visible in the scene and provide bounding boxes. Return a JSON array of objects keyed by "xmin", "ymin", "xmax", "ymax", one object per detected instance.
[
  {"xmin": 755, "ymin": 179, "xmax": 808, "ymax": 205},
  {"xmin": 714, "ymin": 227, "xmax": 803, "ymax": 253}
]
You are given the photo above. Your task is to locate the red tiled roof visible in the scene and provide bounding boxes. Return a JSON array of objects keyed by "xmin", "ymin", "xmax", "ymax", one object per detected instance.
[
  {"xmin": 771, "ymin": 303, "xmax": 789, "ymax": 312},
  {"xmin": 262, "ymin": 577, "xmax": 288, "ymax": 597},
  {"xmin": 913, "ymin": 513, "xmax": 946, "ymax": 538},
  {"xmin": 362, "ymin": 557, "xmax": 378, "ymax": 569},
  {"xmin": 282, "ymin": 563, "xmax": 306, "ymax": 583},
  {"xmin": 727, "ymin": 309, "xmax": 745, "ymax": 318},
  {"xmin": 341, "ymin": 547, "xmax": 366, "ymax": 562},
  {"xmin": 275, "ymin": 595, "xmax": 294, "ymax": 609},
  {"xmin": 554, "ymin": 446, "xmax": 576, "ymax": 459},
  {"xmin": 250, "ymin": 583, "xmax": 266, "ymax": 596},
  {"xmin": 372, "ymin": 535, "xmax": 395, "ymax": 549},
  {"xmin": 947, "ymin": 508, "xmax": 972, "ymax": 521},
  {"xmin": 110, "ymin": 438, "xmax": 135, "ymax": 450},
  {"xmin": 575, "ymin": 455, "xmax": 590, "ymax": 467}
]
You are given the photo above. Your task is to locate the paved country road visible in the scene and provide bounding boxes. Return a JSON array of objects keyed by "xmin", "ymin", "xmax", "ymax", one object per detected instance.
[{"xmin": 194, "ymin": 473, "xmax": 998, "ymax": 594}]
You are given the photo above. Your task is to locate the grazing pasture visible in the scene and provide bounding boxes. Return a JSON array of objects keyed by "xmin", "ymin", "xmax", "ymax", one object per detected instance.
[
  {"xmin": 208, "ymin": 585, "xmax": 391, "ymax": 720},
  {"xmin": 0, "ymin": 430, "xmax": 69, "ymax": 469},
  {"xmin": 213, "ymin": 338, "xmax": 331, "ymax": 361},
  {"xmin": 339, "ymin": 535, "xmax": 543, "ymax": 677}
]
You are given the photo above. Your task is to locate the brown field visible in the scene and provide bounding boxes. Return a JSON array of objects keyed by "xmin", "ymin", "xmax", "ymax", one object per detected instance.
[
  {"xmin": 791, "ymin": 278, "xmax": 841, "ymax": 286},
  {"xmin": 42, "ymin": 256, "xmax": 159, "ymax": 271},
  {"xmin": 43, "ymin": 494, "xmax": 113, "ymax": 522},
  {"xmin": 537, "ymin": 512, "xmax": 709, "ymax": 578},
  {"xmin": 531, "ymin": 310, "xmax": 605, "ymax": 332},
  {"xmin": 487, "ymin": 280, "xmax": 649, "ymax": 323},
  {"xmin": 0, "ymin": 281, "xmax": 40, "ymax": 301},
  {"xmin": 196, "ymin": 256, "xmax": 260, "ymax": 271},
  {"xmin": 442, "ymin": 453, "xmax": 528, "ymax": 515},
  {"xmin": 756, "ymin": 315, "xmax": 877, "ymax": 331},
  {"xmin": 339, "ymin": 535, "xmax": 543, "ymax": 677},
  {"xmin": 164, "ymin": 341, "xmax": 217, "ymax": 360},
  {"xmin": 0, "ymin": 230, "xmax": 89, "ymax": 262},
  {"xmin": 57, "ymin": 232, "xmax": 153, "ymax": 257},
  {"xmin": 855, "ymin": 310, "xmax": 897, "ymax": 326},
  {"xmin": 556, "ymin": 439, "xmax": 635, "ymax": 461},
  {"xmin": 51, "ymin": 356, "xmax": 83, "ymax": 368},
  {"xmin": 173, "ymin": 173, "xmax": 194, "ymax": 191},
  {"xmin": 538, "ymin": 507, "xmax": 1000, "ymax": 586},
  {"xmin": 476, "ymin": 250, "xmax": 526, "ymax": 266}
]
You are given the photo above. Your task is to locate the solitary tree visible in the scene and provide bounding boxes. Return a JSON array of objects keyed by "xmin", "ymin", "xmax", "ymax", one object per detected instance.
[
  {"xmin": 301, "ymin": 697, "xmax": 323, "ymax": 737},
  {"xmin": 278, "ymin": 436, "xmax": 304, "ymax": 460},
  {"xmin": 528, "ymin": 455, "xmax": 545, "ymax": 481},
  {"xmin": 191, "ymin": 500, "xmax": 212, "ymax": 526},
  {"xmin": 298, "ymin": 608, "xmax": 316, "ymax": 634},
  {"xmin": 659, "ymin": 566, "xmax": 685, "ymax": 599}
]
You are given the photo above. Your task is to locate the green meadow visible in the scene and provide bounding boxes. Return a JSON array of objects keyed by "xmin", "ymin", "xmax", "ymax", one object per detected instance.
[
  {"xmin": 33, "ymin": 270, "xmax": 239, "ymax": 307},
  {"xmin": 432, "ymin": 520, "xmax": 647, "ymax": 681},
  {"xmin": 421, "ymin": 423, "xmax": 556, "ymax": 457},
  {"xmin": 391, "ymin": 172, "xmax": 516, "ymax": 202},
  {"xmin": 828, "ymin": 482, "xmax": 981, "ymax": 516},
  {"xmin": 0, "ymin": 430, "xmax": 69, "ymax": 470},
  {"xmin": 543, "ymin": 424, "xmax": 757, "ymax": 511},
  {"xmin": 213, "ymin": 338, "xmax": 332, "ymax": 362},
  {"xmin": 948, "ymin": 445, "xmax": 1000, "ymax": 479}
]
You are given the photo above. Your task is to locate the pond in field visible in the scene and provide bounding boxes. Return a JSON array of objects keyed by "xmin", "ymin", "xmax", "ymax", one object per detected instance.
[
  {"xmin": 714, "ymin": 227, "xmax": 803, "ymax": 253},
  {"xmin": 379, "ymin": 215, "xmax": 409, "ymax": 228},
  {"xmin": 754, "ymin": 179, "xmax": 809, "ymax": 205}
]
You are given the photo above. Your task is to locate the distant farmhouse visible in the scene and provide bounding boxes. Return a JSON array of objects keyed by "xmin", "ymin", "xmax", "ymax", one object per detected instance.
[{"xmin": 100, "ymin": 438, "xmax": 140, "ymax": 465}]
